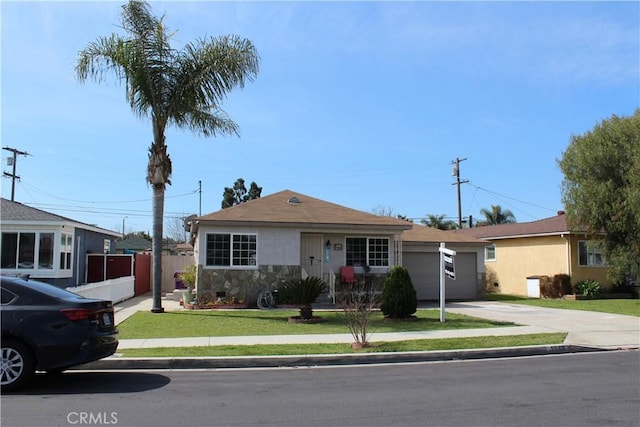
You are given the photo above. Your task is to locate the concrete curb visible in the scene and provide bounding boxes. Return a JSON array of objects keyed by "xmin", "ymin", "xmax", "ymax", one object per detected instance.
[{"xmin": 75, "ymin": 345, "xmax": 607, "ymax": 371}]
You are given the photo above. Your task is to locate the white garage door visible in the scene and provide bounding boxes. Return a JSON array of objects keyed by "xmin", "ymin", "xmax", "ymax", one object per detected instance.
[{"xmin": 403, "ymin": 252, "xmax": 478, "ymax": 300}]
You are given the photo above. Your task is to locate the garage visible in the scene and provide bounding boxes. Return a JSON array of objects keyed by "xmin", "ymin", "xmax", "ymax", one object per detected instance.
[{"xmin": 403, "ymin": 252, "xmax": 478, "ymax": 300}]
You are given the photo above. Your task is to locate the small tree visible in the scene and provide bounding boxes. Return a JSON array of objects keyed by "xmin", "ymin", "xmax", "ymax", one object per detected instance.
[
  {"xmin": 381, "ymin": 266, "xmax": 417, "ymax": 319},
  {"xmin": 338, "ymin": 285, "xmax": 380, "ymax": 349}
]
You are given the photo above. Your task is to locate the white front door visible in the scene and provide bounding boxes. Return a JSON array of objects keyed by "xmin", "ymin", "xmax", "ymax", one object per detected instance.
[{"xmin": 300, "ymin": 234, "xmax": 323, "ymax": 278}]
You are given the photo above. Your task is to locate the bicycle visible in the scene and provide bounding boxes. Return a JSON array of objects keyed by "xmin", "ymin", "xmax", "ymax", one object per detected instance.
[{"xmin": 257, "ymin": 284, "xmax": 278, "ymax": 309}]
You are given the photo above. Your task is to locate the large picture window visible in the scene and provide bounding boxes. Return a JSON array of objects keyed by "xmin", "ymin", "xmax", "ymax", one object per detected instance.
[
  {"xmin": 346, "ymin": 237, "xmax": 389, "ymax": 267},
  {"xmin": 578, "ymin": 241, "xmax": 606, "ymax": 266},
  {"xmin": 206, "ymin": 233, "xmax": 257, "ymax": 267},
  {"xmin": 1, "ymin": 231, "xmax": 57, "ymax": 270}
]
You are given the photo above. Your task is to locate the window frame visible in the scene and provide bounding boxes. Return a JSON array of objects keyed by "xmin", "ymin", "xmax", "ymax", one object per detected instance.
[
  {"xmin": 578, "ymin": 240, "xmax": 606, "ymax": 267},
  {"xmin": 1, "ymin": 231, "xmax": 63, "ymax": 272},
  {"xmin": 345, "ymin": 236, "xmax": 390, "ymax": 267},
  {"xmin": 485, "ymin": 244, "xmax": 496, "ymax": 262},
  {"xmin": 205, "ymin": 233, "xmax": 257, "ymax": 268}
]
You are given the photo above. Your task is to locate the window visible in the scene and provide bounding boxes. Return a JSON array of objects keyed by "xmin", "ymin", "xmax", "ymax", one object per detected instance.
[
  {"xmin": 578, "ymin": 241, "xmax": 606, "ymax": 266},
  {"xmin": 368, "ymin": 238, "xmax": 389, "ymax": 266},
  {"xmin": 206, "ymin": 233, "xmax": 256, "ymax": 267},
  {"xmin": 1, "ymin": 233, "xmax": 18, "ymax": 268},
  {"xmin": 1, "ymin": 231, "xmax": 60, "ymax": 270},
  {"xmin": 38, "ymin": 233, "xmax": 54, "ymax": 269},
  {"xmin": 60, "ymin": 234, "xmax": 73, "ymax": 270},
  {"xmin": 18, "ymin": 233, "xmax": 35, "ymax": 269},
  {"xmin": 485, "ymin": 245, "xmax": 496, "ymax": 261},
  {"xmin": 346, "ymin": 237, "xmax": 389, "ymax": 267}
]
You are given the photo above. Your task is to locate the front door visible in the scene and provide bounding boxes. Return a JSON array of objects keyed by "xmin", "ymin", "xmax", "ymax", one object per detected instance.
[{"xmin": 300, "ymin": 234, "xmax": 323, "ymax": 278}]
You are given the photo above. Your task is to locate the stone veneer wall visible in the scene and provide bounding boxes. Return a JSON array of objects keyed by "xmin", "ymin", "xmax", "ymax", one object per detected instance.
[{"xmin": 198, "ymin": 265, "xmax": 302, "ymax": 307}]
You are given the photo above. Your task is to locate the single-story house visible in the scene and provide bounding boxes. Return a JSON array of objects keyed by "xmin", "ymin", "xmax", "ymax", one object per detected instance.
[
  {"xmin": 453, "ymin": 211, "xmax": 613, "ymax": 296},
  {"xmin": 116, "ymin": 235, "xmax": 152, "ymax": 254},
  {"xmin": 188, "ymin": 190, "xmax": 487, "ymax": 304},
  {"xmin": 0, "ymin": 198, "xmax": 121, "ymax": 287}
]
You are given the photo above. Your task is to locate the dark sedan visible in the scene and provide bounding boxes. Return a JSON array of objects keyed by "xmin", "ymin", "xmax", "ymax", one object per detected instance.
[{"xmin": 1, "ymin": 276, "xmax": 118, "ymax": 391}]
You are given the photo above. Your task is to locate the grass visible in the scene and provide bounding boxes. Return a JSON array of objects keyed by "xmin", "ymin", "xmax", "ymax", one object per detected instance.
[
  {"xmin": 485, "ymin": 294, "xmax": 640, "ymax": 317},
  {"xmin": 116, "ymin": 309, "xmax": 514, "ymax": 339},
  {"xmin": 117, "ymin": 333, "xmax": 568, "ymax": 358}
]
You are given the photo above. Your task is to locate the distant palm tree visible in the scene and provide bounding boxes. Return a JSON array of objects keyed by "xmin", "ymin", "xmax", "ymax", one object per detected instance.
[
  {"xmin": 478, "ymin": 205, "xmax": 517, "ymax": 225},
  {"xmin": 421, "ymin": 214, "xmax": 457, "ymax": 230},
  {"xmin": 76, "ymin": 1, "xmax": 259, "ymax": 313}
]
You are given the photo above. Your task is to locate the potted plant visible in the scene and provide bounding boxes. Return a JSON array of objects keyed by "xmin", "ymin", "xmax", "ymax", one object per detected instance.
[
  {"xmin": 278, "ymin": 276, "xmax": 326, "ymax": 322},
  {"xmin": 179, "ymin": 264, "xmax": 197, "ymax": 305}
]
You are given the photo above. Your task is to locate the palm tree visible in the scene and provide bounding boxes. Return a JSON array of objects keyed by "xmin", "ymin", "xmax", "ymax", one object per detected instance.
[
  {"xmin": 76, "ymin": 1, "xmax": 259, "ymax": 313},
  {"xmin": 478, "ymin": 205, "xmax": 517, "ymax": 225},
  {"xmin": 421, "ymin": 214, "xmax": 457, "ymax": 230}
]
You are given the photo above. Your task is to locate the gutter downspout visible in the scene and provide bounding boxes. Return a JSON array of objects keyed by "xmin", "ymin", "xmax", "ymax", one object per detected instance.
[{"xmin": 561, "ymin": 234, "xmax": 571, "ymax": 277}]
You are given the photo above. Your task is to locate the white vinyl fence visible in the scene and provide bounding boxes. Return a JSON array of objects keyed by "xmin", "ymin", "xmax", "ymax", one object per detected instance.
[{"xmin": 67, "ymin": 276, "xmax": 135, "ymax": 303}]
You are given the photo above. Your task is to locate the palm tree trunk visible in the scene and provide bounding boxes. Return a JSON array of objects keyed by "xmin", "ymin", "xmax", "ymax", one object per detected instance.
[{"xmin": 151, "ymin": 184, "xmax": 165, "ymax": 313}]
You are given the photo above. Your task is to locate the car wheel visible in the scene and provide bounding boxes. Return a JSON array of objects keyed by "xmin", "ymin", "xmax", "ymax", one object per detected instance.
[{"xmin": 1, "ymin": 339, "xmax": 35, "ymax": 391}]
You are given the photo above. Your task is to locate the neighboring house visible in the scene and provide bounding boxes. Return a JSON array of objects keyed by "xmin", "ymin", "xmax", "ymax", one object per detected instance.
[
  {"xmin": 176, "ymin": 242, "xmax": 194, "ymax": 256},
  {"xmin": 1, "ymin": 198, "xmax": 121, "ymax": 287},
  {"xmin": 454, "ymin": 211, "xmax": 612, "ymax": 296},
  {"xmin": 403, "ymin": 225, "xmax": 488, "ymax": 300},
  {"xmin": 116, "ymin": 235, "xmax": 152, "ymax": 254},
  {"xmin": 188, "ymin": 189, "xmax": 487, "ymax": 303}
]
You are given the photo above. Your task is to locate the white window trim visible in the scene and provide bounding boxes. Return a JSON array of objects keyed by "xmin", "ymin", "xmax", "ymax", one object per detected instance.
[
  {"xmin": 1, "ymin": 230, "xmax": 73, "ymax": 277},
  {"xmin": 204, "ymin": 233, "xmax": 258, "ymax": 269},
  {"xmin": 578, "ymin": 240, "xmax": 607, "ymax": 267},
  {"xmin": 485, "ymin": 244, "xmax": 496, "ymax": 262},
  {"xmin": 345, "ymin": 236, "xmax": 391, "ymax": 268}
]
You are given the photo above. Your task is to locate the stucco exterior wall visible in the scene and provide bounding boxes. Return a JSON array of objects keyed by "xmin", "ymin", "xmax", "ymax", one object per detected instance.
[
  {"xmin": 567, "ymin": 235, "xmax": 614, "ymax": 290},
  {"xmin": 488, "ymin": 234, "xmax": 613, "ymax": 295},
  {"xmin": 489, "ymin": 236, "xmax": 568, "ymax": 295}
]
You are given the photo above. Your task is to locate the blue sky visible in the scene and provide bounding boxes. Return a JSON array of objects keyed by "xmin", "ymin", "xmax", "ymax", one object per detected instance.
[{"xmin": 2, "ymin": 1, "xmax": 638, "ymax": 235}]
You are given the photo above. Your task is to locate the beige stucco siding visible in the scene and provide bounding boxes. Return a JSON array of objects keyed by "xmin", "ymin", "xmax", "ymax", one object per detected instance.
[
  {"xmin": 567, "ymin": 235, "xmax": 613, "ymax": 289},
  {"xmin": 489, "ymin": 236, "xmax": 568, "ymax": 295}
]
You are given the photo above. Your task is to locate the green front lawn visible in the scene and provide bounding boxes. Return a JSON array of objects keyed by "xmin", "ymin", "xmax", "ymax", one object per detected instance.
[
  {"xmin": 485, "ymin": 294, "xmax": 640, "ymax": 317},
  {"xmin": 117, "ymin": 309, "xmax": 514, "ymax": 339},
  {"xmin": 117, "ymin": 333, "xmax": 568, "ymax": 358}
]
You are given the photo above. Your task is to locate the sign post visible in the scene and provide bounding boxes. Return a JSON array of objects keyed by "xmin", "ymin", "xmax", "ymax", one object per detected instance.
[{"xmin": 439, "ymin": 243, "xmax": 456, "ymax": 323}]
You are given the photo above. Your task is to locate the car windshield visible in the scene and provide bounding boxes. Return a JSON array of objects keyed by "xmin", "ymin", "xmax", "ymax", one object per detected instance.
[{"xmin": 14, "ymin": 279, "xmax": 86, "ymax": 300}]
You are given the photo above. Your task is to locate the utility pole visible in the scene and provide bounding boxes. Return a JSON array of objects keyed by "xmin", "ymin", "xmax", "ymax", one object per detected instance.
[
  {"xmin": 451, "ymin": 157, "xmax": 469, "ymax": 228},
  {"xmin": 198, "ymin": 180, "xmax": 202, "ymax": 216},
  {"xmin": 3, "ymin": 147, "xmax": 30, "ymax": 201}
]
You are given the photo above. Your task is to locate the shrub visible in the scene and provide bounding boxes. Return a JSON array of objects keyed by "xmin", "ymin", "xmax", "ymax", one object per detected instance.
[
  {"xmin": 553, "ymin": 274, "xmax": 572, "ymax": 296},
  {"xmin": 575, "ymin": 279, "xmax": 601, "ymax": 297},
  {"xmin": 539, "ymin": 274, "xmax": 572, "ymax": 298},
  {"xmin": 381, "ymin": 266, "xmax": 417, "ymax": 319},
  {"xmin": 539, "ymin": 276, "xmax": 559, "ymax": 298}
]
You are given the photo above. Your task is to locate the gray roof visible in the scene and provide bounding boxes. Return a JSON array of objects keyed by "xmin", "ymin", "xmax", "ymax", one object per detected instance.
[{"xmin": 1, "ymin": 198, "xmax": 120, "ymax": 237}]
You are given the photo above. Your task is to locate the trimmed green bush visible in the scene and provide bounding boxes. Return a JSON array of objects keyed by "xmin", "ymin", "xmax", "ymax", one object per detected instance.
[
  {"xmin": 575, "ymin": 279, "xmax": 601, "ymax": 297},
  {"xmin": 381, "ymin": 266, "xmax": 417, "ymax": 319}
]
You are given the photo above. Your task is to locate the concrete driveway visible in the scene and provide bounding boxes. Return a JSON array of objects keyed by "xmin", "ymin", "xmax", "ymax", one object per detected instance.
[{"xmin": 446, "ymin": 301, "xmax": 640, "ymax": 349}]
